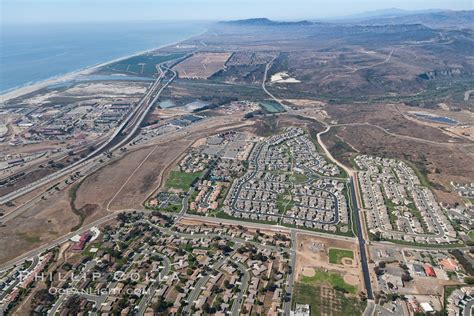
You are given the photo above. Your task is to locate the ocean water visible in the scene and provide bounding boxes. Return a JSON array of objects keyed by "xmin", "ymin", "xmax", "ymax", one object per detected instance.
[{"xmin": 0, "ymin": 21, "xmax": 205, "ymax": 94}]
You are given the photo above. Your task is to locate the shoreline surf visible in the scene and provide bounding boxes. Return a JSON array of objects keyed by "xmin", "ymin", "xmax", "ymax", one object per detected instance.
[{"xmin": 0, "ymin": 27, "xmax": 207, "ymax": 103}]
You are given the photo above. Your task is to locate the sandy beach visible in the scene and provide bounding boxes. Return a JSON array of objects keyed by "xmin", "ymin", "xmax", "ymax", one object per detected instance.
[{"xmin": 0, "ymin": 30, "xmax": 205, "ymax": 104}]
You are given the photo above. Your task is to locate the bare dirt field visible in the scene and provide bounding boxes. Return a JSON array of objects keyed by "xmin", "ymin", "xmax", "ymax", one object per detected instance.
[
  {"xmin": 325, "ymin": 103, "xmax": 464, "ymax": 143},
  {"xmin": 286, "ymin": 98, "xmax": 327, "ymax": 108},
  {"xmin": 106, "ymin": 141, "xmax": 192, "ymax": 210},
  {"xmin": 0, "ymin": 189, "xmax": 79, "ymax": 263},
  {"xmin": 62, "ymin": 82, "xmax": 147, "ymax": 97},
  {"xmin": 294, "ymin": 233, "xmax": 363, "ymax": 292},
  {"xmin": 75, "ymin": 146, "xmax": 155, "ymax": 211},
  {"xmin": 174, "ymin": 52, "xmax": 232, "ymax": 79},
  {"xmin": 445, "ymin": 125, "xmax": 474, "ymax": 142}
]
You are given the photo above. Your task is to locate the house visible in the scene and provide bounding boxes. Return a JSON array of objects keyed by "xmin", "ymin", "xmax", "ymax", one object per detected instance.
[
  {"xmin": 72, "ymin": 231, "xmax": 92, "ymax": 251},
  {"xmin": 439, "ymin": 258, "xmax": 459, "ymax": 272},
  {"xmin": 424, "ymin": 264, "xmax": 437, "ymax": 277},
  {"xmin": 291, "ymin": 304, "xmax": 310, "ymax": 316}
]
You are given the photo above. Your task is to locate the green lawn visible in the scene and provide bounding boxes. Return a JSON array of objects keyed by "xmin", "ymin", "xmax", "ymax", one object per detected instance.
[
  {"xmin": 293, "ymin": 283, "xmax": 323, "ymax": 314},
  {"xmin": 290, "ymin": 173, "xmax": 308, "ymax": 184},
  {"xmin": 300, "ymin": 268, "xmax": 357, "ymax": 294},
  {"xmin": 164, "ymin": 171, "xmax": 202, "ymax": 191},
  {"xmin": 259, "ymin": 101, "xmax": 286, "ymax": 113},
  {"xmin": 17, "ymin": 233, "xmax": 40, "ymax": 244},
  {"xmin": 83, "ymin": 242, "xmax": 103, "ymax": 258},
  {"xmin": 469, "ymin": 230, "xmax": 474, "ymax": 240},
  {"xmin": 276, "ymin": 193, "xmax": 294, "ymax": 214},
  {"xmin": 328, "ymin": 248, "xmax": 354, "ymax": 265},
  {"xmin": 101, "ymin": 53, "xmax": 185, "ymax": 77},
  {"xmin": 293, "ymin": 282, "xmax": 365, "ymax": 316},
  {"xmin": 161, "ymin": 203, "xmax": 182, "ymax": 213}
]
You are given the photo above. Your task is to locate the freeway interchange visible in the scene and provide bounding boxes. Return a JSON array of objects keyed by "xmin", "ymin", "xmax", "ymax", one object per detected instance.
[{"xmin": 0, "ymin": 61, "xmax": 176, "ymax": 209}]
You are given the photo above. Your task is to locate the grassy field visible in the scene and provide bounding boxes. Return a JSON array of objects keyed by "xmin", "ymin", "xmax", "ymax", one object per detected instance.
[
  {"xmin": 290, "ymin": 173, "xmax": 308, "ymax": 184},
  {"xmin": 160, "ymin": 203, "xmax": 182, "ymax": 213},
  {"xmin": 100, "ymin": 53, "xmax": 185, "ymax": 77},
  {"xmin": 328, "ymin": 248, "xmax": 354, "ymax": 265},
  {"xmin": 260, "ymin": 100, "xmax": 286, "ymax": 113},
  {"xmin": 300, "ymin": 268, "xmax": 357, "ymax": 294},
  {"xmin": 16, "ymin": 233, "xmax": 41, "ymax": 244},
  {"xmin": 164, "ymin": 171, "xmax": 202, "ymax": 191},
  {"xmin": 83, "ymin": 242, "xmax": 103, "ymax": 258},
  {"xmin": 469, "ymin": 230, "xmax": 474, "ymax": 240},
  {"xmin": 293, "ymin": 283, "xmax": 365, "ymax": 316},
  {"xmin": 276, "ymin": 193, "xmax": 294, "ymax": 213}
]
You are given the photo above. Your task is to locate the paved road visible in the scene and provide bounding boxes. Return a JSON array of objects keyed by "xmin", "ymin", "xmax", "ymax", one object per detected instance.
[
  {"xmin": 315, "ymin": 123, "xmax": 374, "ymax": 300},
  {"xmin": 48, "ymin": 260, "xmax": 97, "ymax": 315},
  {"xmin": 181, "ymin": 214, "xmax": 355, "ymax": 243},
  {"xmin": 136, "ymin": 254, "xmax": 171, "ymax": 316},
  {"xmin": 231, "ymin": 262, "xmax": 250, "ymax": 316},
  {"xmin": 4, "ymin": 207, "xmax": 330, "ymax": 274},
  {"xmin": 0, "ymin": 255, "xmax": 39, "ymax": 307},
  {"xmin": 261, "ymin": 57, "xmax": 289, "ymax": 111},
  {"xmin": 363, "ymin": 300, "xmax": 376, "ymax": 316},
  {"xmin": 463, "ymin": 298, "xmax": 474, "ymax": 316},
  {"xmin": 349, "ymin": 178, "xmax": 374, "ymax": 300},
  {"xmin": 182, "ymin": 256, "xmax": 230, "ymax": 315},
  {"xmin": 146, "ymin": 219, "xmax": 285, "ymax": 254},
  {"xmin": 283, "ymin": 229, "xmax": 297, "ymax": 315},
  {"xmin": 464, "ymin": 90, "xmax": 474, "ymax": 101}
]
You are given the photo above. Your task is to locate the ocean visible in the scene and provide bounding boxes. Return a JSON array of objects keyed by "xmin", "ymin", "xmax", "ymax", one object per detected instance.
[{"xmin": 0, "ymin": 21, "xmax": 205, "ymax": 94}]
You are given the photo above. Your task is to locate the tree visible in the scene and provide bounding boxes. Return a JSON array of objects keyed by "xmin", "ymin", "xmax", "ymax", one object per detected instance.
[
  {"xmin": 374, "ymin": 266, "xmax": 384, "ymax": 276},
  {"xmin": 401, "ymin": 273, "xmax": 412, "ymax": 283},
  {"xmin": 465, "ymin": 276, "xmax": 474, "ymax": 284},
  {"xmin": 153, "ymin": 298, "xmax": 172, "ymax": 312},
  {"xmin": 116, "ymin": 213, "xmax": 128, "ymax": 222}
]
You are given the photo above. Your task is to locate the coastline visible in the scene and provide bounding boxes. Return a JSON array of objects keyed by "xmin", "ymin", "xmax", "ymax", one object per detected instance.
[{"xmin": 0, "ymin": 28, "xmax": 207, "ymax": 104}]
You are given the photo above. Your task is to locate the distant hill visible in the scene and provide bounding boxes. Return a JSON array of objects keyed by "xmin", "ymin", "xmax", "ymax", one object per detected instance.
[
  {"xmin": 220, "ymin": 11, "xmax": 473, "ymax": 30},
  {"xmin": 330, "ymin": 8, "xmax": 445, "ymax": 21},
  {"xmin": 331, "ymin": 10, "xmax": 474, "ymax": 30},
  {"xmin": 219, "ymin": 18, "xmax": 313, "ymax": 27}
]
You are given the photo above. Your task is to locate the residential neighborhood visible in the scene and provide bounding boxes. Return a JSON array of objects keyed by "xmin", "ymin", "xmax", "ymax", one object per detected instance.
[
  {"xmin": 355, "ymin": 155, "xmax": 458, "ymax": 244},
  {"xmin": 0, "ymin": 212, "xmax": 294, "ymax": 315},
  {"xmin": 224, "ymin": 128, "xmax": 350, "ymax": 233}
]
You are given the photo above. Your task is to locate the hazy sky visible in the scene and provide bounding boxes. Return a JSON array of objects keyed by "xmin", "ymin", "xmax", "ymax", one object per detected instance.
[{"xmin": 2, "ymin": 0, "xmax": 472, "ymax": 24}]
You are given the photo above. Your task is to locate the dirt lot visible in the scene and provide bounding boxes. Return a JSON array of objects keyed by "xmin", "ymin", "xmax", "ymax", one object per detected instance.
[
  {"xmin": 106, "ymin": 141, "xmax": 192, "ymax": 210},
  {"xmin": 0, "ymin": 188, "xmax": 79, "ymax": 264},
  {"xmin": 325, "ymin": 103, "xmax": 464, "ymax": 143},
  {"xmin": 74, "ymin": 146, "xmax": 155, "ymax": 211},
  {"xmin": 174, "ymin": 52, "xmax": 232, "ymax": 79},
  {"xmin": 294, "ymin": 233, "xmax": 363, "ymax": 292}
]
